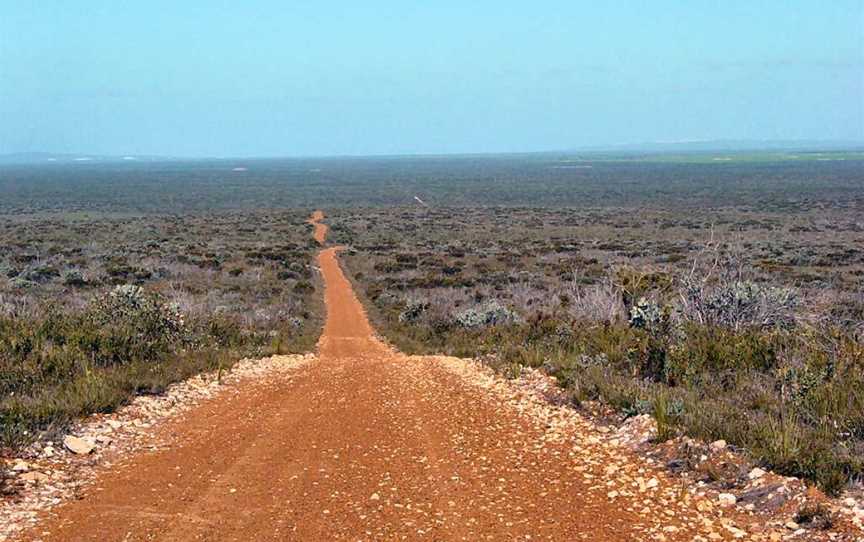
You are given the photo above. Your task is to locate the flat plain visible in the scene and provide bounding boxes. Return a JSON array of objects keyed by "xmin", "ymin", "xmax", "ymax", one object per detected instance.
[{"xmin": 1, "ymin": 150, "xmax": 864, "ymax": 538}]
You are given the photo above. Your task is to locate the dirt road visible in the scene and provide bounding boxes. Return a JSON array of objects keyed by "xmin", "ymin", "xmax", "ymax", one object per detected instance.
[
  {"xmin": 21, "ymin": 211, "xmax": 789, "ymax": 541},
  {"xmin": 309, "ymin": 209, "xmax": 327, "ymax": 244}
]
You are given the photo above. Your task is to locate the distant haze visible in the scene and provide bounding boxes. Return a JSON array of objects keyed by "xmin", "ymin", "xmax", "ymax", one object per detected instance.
[{"xmin": 1, "ymin": 1, "xmax": 862, "ymax": 158}]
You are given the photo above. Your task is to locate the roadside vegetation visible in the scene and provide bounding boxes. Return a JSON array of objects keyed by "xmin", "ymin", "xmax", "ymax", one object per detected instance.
[
  {"xmin": 2, "ymin": 153, "xmax": 862, "ymax": 493},
  {"xmin": 332, "ymin": 204, "xmax": 864, "ymax": 494},
  {"xmin": 0, "ymin": 211, "xmax": 323, "ymax": 451}
]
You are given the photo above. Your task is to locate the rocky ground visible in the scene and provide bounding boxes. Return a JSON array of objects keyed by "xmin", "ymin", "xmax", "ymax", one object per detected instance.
[
  {"xmin": 465, "ymin": 361, "xmax": 864, "ymax": 540},
  {"xmin": 3, "ymin": 350, "xmax": 863, "ymax": 540},
  {"xmin": 0, "ymin": 353, "xmax": 313, "ymax": 541}
]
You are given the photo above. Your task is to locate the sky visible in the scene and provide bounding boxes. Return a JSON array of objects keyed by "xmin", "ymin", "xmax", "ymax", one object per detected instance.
[{"xmin": 0, "ymin": 1, "xmax": 862, "ymax": 157}]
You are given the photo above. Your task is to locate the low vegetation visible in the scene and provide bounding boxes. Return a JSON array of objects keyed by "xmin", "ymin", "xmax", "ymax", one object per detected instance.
[
  {"xmin": 332, "ymin": 204, "xmax": 864, "ymax": 494},
  {"xmin": 0, "ymin": 211, "xmax": 322, "ymax": 450},
  {"xmin": 2, "ymin": 153, "xmax": 862, "ymax": 495},
  {"xmin": 1, "ymin": 153, "xmax": 862, "ymax": 213}
]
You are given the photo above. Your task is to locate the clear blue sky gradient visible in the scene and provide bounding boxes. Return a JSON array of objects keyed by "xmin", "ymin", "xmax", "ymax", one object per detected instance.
[{"xmin": 1, "ymin": 1, "xmax": 862, "ymax": 156}]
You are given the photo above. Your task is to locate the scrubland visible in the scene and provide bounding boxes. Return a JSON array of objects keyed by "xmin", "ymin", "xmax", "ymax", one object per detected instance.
[
  {"xmin": 0, "ymin": 211, "xmax": 322, "ymax": 450},
  {"xmin": 331, "ymin": 202, "xmax": 864, "ymax": 494},
  {"xmin": 1, "ymin": 152, "xmax": 862, "ymax": 495}
]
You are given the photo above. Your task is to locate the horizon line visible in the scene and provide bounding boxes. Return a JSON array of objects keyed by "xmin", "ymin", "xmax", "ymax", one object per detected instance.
[{"xmin": 3, "ymin": 138, "xmax": 864, "ymax": 162}]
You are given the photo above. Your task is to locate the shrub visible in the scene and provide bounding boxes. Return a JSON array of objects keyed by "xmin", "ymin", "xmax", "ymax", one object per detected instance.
[
  {"xmin": 682, "ymin": 279, "xmax": 798, "ymax": 331},
  {"xmin": 399, "ymin": 298, "xmax": 428, "ymax": 323},
  {"xmin": 293, "ymin": 280, "xmax": 315, "ymax": 293},
  {"xmin": 794, "ymin": 503, "xmax": 835, "ymax": 530},
  {"xmin": 89, "ymin": 284, "xmax": 186, "ymax": 345},
  {"xmin": 628, "ymin": 297, "xmax": 670, "ymax": 335},
  {"xmin": 9, "ymin": 277, "xmax": 36, "ymax": 290},
  {"xmin": 0, "ymin": 261, "xmax": 15, "ymax": 278},
  {"xmin": 616, "ymin": 268, "xmax": 673, "ymax": 310},
  {"xmin": 665, "ymin": 326, "xmax": 778, "ymax": 387},
  {"xmin": 0, "ymin": 211, "xmax": 323, "ymax": 452},
  {"xmin": 454, "ymin": 301, "xmax": 521, "ymax": 328},
  {"xmin": 565, "ymin": 279, "xmax": 626, "ymax": 323},
  {"xmin": 62, "ymin": 269, "xmax": 88, "ymax": 287}
]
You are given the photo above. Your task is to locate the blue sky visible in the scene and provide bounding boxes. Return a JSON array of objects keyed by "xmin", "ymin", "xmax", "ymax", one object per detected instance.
[{"xmin": 1, "ymin": 1, "xmax": 862, "ymax": 156}]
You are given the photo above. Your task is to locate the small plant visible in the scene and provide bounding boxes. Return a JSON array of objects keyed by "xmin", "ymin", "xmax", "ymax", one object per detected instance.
[
  {"xmin": 794, "ymin": 503, "xmax": 834, "ymax": 530},
  {"xmin": 628, "ymin": 297, "xmax": 669, "ymax": 335},
  {"xmin": 682, "ymin": 279, "xmax": 798, "ymax": 331},
  {"xmin": 574, "ymin": 353, "xmax": 609, "ymax": 369},
  {"xmin": 217, "ymin": 358, "xmax": 227, "ymax": 385},
  {"xmin": 9, "ymin": 277, "xmax": 36, "ymax": 290},
  {"xmin": 399, "ymin": 298, "xmax": 429, "ymax": 323},
  {"xmin": 758, "ymin": 414, "xmax": 802, "ymax": 470},
  {"xmin": 454, "ymin": 301, "xmax": 521, "ymax": 328},
  {"xmin": 652, "ymin": 392, "xmax": 682, "ymax": 442},
  {"xmin": 62, "ymin": 269, "xmax": 88, "ymax": 287},
  {"xmin": 293, "ymin": 280, "xmax": 315, "ymax": 293},
  {"xmin": 0, "ymin": 261, "xmax": 16, "ymax": 278},
  {"xmin": 90, "ymin": 284, "xmax": 187, "ymax": 344},
  {"xmin": 622, "ymin": 398, "xmax": 652, "ymax": 418}
]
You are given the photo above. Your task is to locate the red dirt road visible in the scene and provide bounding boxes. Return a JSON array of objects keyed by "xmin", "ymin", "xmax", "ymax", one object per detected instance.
[
  {"xmin": 20, "ymin": 211, "xmax": 794, "ymax": 541},
  {"xmin": 309, "ymin": 209, "xmax": 327, "ymax": 245}
]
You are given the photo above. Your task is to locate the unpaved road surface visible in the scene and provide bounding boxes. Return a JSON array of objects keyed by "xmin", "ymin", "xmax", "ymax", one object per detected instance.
[
  {"xmin": 309, "ymin": 209, "xmax": 327, "ymax": 244},
  {"xmin": 18, "ymin": 212, "xmax": 830, "ymax": 541}
]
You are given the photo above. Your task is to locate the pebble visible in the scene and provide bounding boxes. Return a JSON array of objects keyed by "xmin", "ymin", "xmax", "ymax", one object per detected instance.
[
  {"xmin": 717, "ymin": 493, "xmax": 737, "ymax": 506},
  {"xmin": 748, "ymin": 467, "xmax": 766, "ymax": 480},
  {"xmin": 20, "ymin": 472, "xmax": 50, "ymax": 484},
  {"xmin": 63, "ymin": 435, "xmax": 95, "ymax": 455}
]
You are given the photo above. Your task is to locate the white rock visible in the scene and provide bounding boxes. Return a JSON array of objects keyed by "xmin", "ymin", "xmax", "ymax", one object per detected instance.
[
  {"xmin": 748, "ymin": 467, "xmax": 766, "ymax": 480},
  {"xmin": 717, "ymin": 493, "xmax": 737, "ymax": 506},
  {"xmin": 616, "ymin": 414, "xmax": 657, "ymax": 448},
  {"xmin": 842, "ymin": 497, "xmax": 856, "ymax": 508},
  {"xmin": 709, "ymin": 439, "xmax": 727, "ymax": 451},
  {"xmin": 20, "ymin": 471, "xmax": 49, "ymax": 483},
  {"xmin": 11, "ymin": 460, "xmax": 30, "ymax": 472},
  {"xmin": 63, "ymin": 435, "xmax": 95, "ymax": 455}
]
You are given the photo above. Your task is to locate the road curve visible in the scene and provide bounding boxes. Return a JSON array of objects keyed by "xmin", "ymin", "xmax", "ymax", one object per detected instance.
[{"xmin": 20, "ymin": 211, "xmax": 773, "ymax": 541}]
